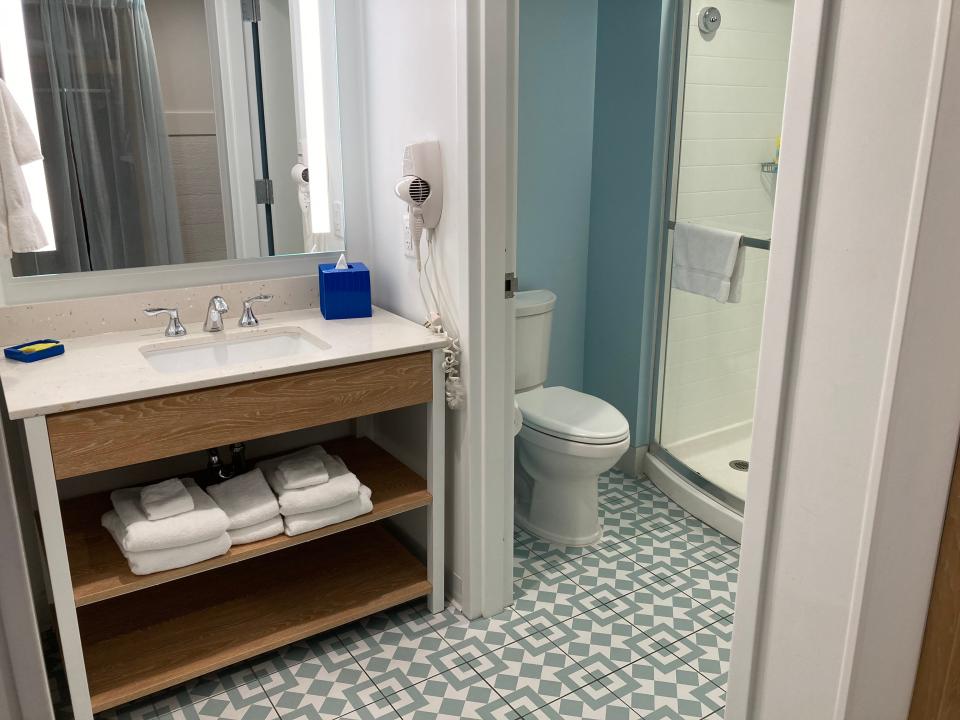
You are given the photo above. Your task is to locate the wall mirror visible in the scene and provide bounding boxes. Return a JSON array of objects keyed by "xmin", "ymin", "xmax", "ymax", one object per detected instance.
[{"xmin": 0, "ymin": 0, "xmax": 345, "ymax": 278}]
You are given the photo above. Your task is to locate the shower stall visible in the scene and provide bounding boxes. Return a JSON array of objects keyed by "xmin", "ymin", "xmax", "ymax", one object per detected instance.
[{"xmin": 647, "ymin": 0, "xmax": 795, "ymax": 528}]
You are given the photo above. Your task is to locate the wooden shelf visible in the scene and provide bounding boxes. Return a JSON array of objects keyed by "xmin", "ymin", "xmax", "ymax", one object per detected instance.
[
  {"xmin": 64, "ymin": 437, "xmax": 430, "ymax": 606},
  {"xmin": 77, "ymin": 524, "xmax": 430, "ymax": 713}
]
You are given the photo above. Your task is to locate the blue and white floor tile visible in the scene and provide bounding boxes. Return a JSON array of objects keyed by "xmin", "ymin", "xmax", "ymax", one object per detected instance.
[{"xmin": 78, "ymin": 467, "xmax": 737, "ymax": 720}]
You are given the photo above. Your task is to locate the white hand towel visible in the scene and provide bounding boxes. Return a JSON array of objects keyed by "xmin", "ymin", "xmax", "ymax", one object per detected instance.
[
  {"xmin": 228, "ymin": 515, "xmax": 283, "ymax": 545},
  {"xmin": 261, "ymin": 445, "xmax": 330, "ymax": 491},
  {"xmin": 102, "ymin": 511, "xmax": 230, "ymax": 575},
  {"xmin": 139, "ymin": 478, "xmax": 194, "ymax": 520},
  {"xmin": 266, "ymin": 454, "xmax": 361, "ymax": 515},
  {"xmin": 108, "ymin": 479, "xmax": 229, "ymax": 553},
  {"xmin": 671, "ymin": 222, "xmax": 744, "ymax": 303},
  {"xmin": 283, "ymin": 486, "xmax": 373, "ymax": 537},
  {"xmin": 0, "ymin": 79, "xmax": 48, "ymax": 257},
  {"xmin": 206, "ymin": 468, "xmax": 280, "ymax": 530}
]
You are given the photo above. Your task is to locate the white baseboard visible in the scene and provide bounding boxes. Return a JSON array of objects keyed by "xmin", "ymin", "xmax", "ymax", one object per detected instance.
[
  {"xmin": 616, "ymin": 445, "xmax": 648, "ymax": 477},
  {"xmin": 643, "ymin": 453, "xmax": 742, "ymax": 542}
]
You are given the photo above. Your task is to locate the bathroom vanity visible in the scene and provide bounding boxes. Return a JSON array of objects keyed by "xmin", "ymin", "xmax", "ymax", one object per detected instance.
[{"xmin": 0, "ymin": 307, "xmax": 447, "ymax": 720}]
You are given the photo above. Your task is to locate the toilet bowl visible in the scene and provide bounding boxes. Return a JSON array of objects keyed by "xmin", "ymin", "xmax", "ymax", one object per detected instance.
[{"xmin": 513, "ymin": 290, "xmax": 630, "ymax": 546}]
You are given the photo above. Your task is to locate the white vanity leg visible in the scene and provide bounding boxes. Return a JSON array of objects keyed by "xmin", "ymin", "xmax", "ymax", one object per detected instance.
[
  {"xmin": 426, "ymin": 348, "xmax": 445, "ymax": 613},
  {"xmin": 24, "ymin": 417, "xmax": 94, "ymax": 720}
]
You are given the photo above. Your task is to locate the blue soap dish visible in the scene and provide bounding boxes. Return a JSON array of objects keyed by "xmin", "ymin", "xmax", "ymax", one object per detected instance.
[{"xmin": 4, "ymin": 339, "xmax": 65, "ymax": 363}]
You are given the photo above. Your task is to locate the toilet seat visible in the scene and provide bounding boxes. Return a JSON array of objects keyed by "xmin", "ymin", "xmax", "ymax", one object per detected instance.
[{"xmin": 516, "ymin": 386, "xmax": 629, "ymax": 445}]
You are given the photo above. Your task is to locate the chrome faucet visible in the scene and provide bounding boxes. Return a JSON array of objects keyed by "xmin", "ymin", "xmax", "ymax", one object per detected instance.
[
  {"xmin": 143, "ymin": 307, "xmax": 186, "ymax": 337},
  {"xmin": 239, "ymin": 294, "xmax": 273, "ymax": 327},
  {"xmin": 203, "ymin": 296, "xmax": 229, "ymax": 332}
]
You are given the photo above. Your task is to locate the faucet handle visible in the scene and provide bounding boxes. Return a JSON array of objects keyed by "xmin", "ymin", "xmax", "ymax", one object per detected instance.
[
  {"xmin": 239, "ymin": 294, "xmax": 274, "ymax": 327},
  {"xmin": 144, "ymin": 307, "xmax": 187, "ymax": 337}
]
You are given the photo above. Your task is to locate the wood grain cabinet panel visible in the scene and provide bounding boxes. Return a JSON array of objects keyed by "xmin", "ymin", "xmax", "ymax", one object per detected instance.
[{"xmin": 45, "ymin": 352, "xmax": 432, "ymax": 479}]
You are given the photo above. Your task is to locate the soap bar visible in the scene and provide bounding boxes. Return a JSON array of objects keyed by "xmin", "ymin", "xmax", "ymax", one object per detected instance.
[{"xmin": 4, "ymin": 339, "xmax": 64, "ymax": 363}]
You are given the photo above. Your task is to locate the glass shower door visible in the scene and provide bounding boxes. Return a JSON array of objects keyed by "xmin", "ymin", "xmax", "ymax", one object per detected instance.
[{"xmin": 651, "ymin": 0, "xmax": 794, "ymax": 512}]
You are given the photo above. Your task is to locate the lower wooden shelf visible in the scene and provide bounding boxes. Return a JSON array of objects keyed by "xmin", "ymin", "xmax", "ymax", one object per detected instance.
[{"xmin": 78, "ymin": 523, "xmax": 430, "ymax": 713}]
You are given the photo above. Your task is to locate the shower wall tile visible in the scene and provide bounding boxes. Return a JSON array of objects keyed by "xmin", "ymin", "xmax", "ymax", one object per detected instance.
[{"xmin": 660, "ymin": 0, "xmax": 792, "ymax": 448}]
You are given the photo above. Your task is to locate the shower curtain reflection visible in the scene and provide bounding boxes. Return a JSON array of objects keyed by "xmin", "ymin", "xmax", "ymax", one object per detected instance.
[{"xmin": 13, "ymin": 0, "xmax": 182, "ymax": 275}]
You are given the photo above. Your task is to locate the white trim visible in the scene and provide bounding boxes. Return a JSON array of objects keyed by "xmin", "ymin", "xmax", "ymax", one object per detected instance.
[
  {"xmin": 724, "ymin": 0, "xmax": 829, "ymax": 716},
  {"xmin": 427, "ymin": 348, "xmax": 446, "ymax": 613},
  {"xmin": 24, "ymin": 418, "xmax": 93, "ymax": 720},
  {"xmin": 615, "ymin": 444, "xmax": 648, "ymax": 478}
]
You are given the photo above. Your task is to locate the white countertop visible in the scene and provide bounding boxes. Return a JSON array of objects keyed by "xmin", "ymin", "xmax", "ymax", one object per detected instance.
[{"xmin": 0, "ymin": 307, "xmax": 446, "ymax": 419}]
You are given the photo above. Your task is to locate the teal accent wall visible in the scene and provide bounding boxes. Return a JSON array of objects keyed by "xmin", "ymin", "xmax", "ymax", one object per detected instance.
[
  {"xmin": 517, "ymin": 0, "xmax": 598, "ymax": 391},
  {"xmin": 582, "ymin": 0, "xmax": 667, "ymax": 446}
]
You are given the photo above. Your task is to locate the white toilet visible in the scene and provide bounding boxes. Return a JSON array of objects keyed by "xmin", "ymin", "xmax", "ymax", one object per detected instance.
[{"xmin": 514, "ymin": 289, "xmax": 630, "ymax": 546}]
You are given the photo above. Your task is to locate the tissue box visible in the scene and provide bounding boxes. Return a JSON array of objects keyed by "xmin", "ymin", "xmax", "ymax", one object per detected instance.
[{"xmin": 319, "ymin": 261, "xmax": 372, "ymax": 320}]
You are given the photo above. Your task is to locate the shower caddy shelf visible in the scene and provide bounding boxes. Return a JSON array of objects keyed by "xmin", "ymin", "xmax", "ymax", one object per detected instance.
[{"xmin": 17, "ymin": 350, "xmax": 446, "ymax": 719}]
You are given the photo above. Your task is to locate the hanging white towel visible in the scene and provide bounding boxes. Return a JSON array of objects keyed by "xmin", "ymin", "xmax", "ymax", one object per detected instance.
[
  {"xmin": 283, "ymin": 486, "xmax": 373, "ymax": 537},
  {"xmin": 228, "ymin": 515, "xmax": 283, "ymax": 545},
  {"xmin": 107, "ymin": 479, "xmax": 229, "ymax": 552},
  {"xmin": 260, "ymin": 445, "xmax": 330, "ymax": 491},
  {"xmin": 102, "ymin": 511, "xmax": 230, "ymax": 575},
  {"xmin": 0, "ymin": 79, "xmax": 47, "ymax": 257},
  {"xmin": 206, "ymin": 468, "xmax": 280, "ymax": 530},
  {"xmin": 139, "ymin": 478, "xmax": 194, "ymax": 520},
  {"xmin": 671, "ymin": 222, "xmax": 744, "ymax": 303},
  {"xmin": 265, "ymin": 454, "xmax": 361, "ymax": 515}
]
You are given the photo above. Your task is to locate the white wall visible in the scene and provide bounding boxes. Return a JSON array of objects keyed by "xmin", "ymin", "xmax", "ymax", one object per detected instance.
[
  {"xmin": 147, "ymin": 0, "xmax": 228, "ymax": 264},
  {"xmin": 729, "ymin": 0, "xmax": 960, "ymax": 717},
  {"xmin": 659, "ymin": 0, "xmax": 792, "ymax": 447},
  {"xmin": 352, "ymin": 0, "xmax": 473, "ymax": 608}
]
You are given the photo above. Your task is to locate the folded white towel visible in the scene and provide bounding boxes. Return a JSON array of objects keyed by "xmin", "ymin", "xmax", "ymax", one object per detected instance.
[
  {"xmin": 108, "ymin": 479, "xmax": 229, "ymax": 553},
  {"xmin": 283, "ymin": 486, "xmax": 373, "ymax": 537},
  {"xmin": 139, "ymin": 478, "xmax": 194, "ymax": 521},
  {"xmin": 206, "ymin": 469, "xmax": 280, "ymax": 530},
  {"xmin": 671, "ymin": 222, "xmax": 744, "ymax": 303},
  {"xmin": 228, "ymin": 515, "xmax": 283, "ymax": 545},
  {"xmin": 102, "ymin": 511, "xmax": 230, "ymax": 575},
  {"xmin": 266, "ymin": 454, "xmax": 361, "ymax": 515},
  {"xmin": 274, "ymin": 445, "xmax": 330, "ymax": 490}
]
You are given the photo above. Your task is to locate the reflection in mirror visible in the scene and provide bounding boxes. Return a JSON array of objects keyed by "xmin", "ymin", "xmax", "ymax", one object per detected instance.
[{"xmin": 0, "ymin": 0, "xmax": 345, "ymax": 277}]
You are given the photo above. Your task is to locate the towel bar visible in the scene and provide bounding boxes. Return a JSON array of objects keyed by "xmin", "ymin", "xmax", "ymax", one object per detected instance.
[{"xmin": 667, "ymin": 220, "xmax": 771, "ymax": 251}]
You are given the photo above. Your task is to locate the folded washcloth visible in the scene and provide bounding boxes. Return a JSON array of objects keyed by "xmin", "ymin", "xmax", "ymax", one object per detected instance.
[
  {"xmin": 107, "ymin": 479, "xmax": 229, "ymax": 553},
  {"xmin": 228, "ymin": 515, "xmax": 283, "ymax": 545},
  {"xmin": 139, "ymin": 478, "xmax": 194, "ymax": 520},
  {"xmin": 283, "ymin": 486, "xmax": 373, "ymax": 536},
  {"xmin": 266, "ymin": 454, "xmax": 361, "ymax": 515},
  {"xmin": 102, "ymin": 510, "xmax": 230, "ymax": 575},
  {"xmin": 274, "ymin": 445, "xmax": 330, "ymax": 490},
  {"xmin": 206, "ymin": 469, "xmax": 280, "ymax": 530},
  {"xmin": 671, "ymin": 222, "xmax": 745, "ymax": 303}
]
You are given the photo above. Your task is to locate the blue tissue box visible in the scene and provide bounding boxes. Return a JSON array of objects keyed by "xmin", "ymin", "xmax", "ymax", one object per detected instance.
[
  {"xmin": 319, "ymin": 261, "xmax": 372, "ymax": 320},
  {"xmin": 4, "ymin": 339, "xmax": 64, "ymax": 363}
]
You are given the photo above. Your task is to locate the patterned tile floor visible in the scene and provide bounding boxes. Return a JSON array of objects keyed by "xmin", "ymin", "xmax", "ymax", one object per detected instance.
[{"xmin": 59, "ymin": 468, "xmax": 738, "ymax": 720}]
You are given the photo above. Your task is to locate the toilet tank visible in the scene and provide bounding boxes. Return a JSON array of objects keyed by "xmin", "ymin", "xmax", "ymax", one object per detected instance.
[{"xmin": 515, "ymin": 289, "xmax": 557, "ymax": 392}]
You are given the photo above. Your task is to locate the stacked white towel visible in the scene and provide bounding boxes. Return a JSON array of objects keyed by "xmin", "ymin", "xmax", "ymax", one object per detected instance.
[
  {"xmin": 261, "ymin": 451, "xmax": 374, "ymax": 535},
  {"xmin": 207, "ymin": 469, "xmax": 282, "ymax": 546},
  {"xmin": 139, "ymin": 478, "xmax": 194, "ymax": 520},
  {"xmin": 102, "ymin": 479, "xmax": 230, "ymax": 575}
]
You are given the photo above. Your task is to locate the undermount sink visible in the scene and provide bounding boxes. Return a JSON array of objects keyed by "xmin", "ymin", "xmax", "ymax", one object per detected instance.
[{"xmin": 141, "ymin": 328, "xmax": 330, "ymax": 374}]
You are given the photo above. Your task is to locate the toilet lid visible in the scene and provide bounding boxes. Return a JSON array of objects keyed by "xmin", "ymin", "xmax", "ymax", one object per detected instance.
[{"xmin": 516, "ymin": 386, "xmax": 630, "ymax": 445}]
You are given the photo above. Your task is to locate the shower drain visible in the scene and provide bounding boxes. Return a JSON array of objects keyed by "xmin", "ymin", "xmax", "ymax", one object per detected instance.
[{"xmin": 729, "ymin": 459, "xmax": 750, "ymax": 472}]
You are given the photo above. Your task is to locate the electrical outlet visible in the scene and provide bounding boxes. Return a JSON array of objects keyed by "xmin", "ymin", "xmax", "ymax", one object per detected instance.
[
  {"xmin": 332, "ymin": 201, "xmax": 345, "ymax": 238},
  {"xmin": 402, "ymin": 211, "xmax": 416, "ymax": 258}
]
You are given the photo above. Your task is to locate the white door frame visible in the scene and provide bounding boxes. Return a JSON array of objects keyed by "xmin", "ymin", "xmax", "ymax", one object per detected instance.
[{"xmin": 463, "ymin": 0, "xmax": 517, "ymax": 617}]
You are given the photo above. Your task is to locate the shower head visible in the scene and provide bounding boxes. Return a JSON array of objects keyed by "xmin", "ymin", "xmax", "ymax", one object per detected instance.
[{"xmin": 698, "ymin": 6, "xmax": 721, "ymax": 34}]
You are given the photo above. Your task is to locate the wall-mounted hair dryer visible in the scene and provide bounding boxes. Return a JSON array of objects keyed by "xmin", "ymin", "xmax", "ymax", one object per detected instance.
[{"xmin": 394, "ymin": 141, "xmax": 443, "ymax": 244}]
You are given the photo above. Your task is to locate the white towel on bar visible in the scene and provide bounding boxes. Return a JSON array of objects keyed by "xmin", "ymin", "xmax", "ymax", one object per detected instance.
[
  {"xmin": 266, "ymin": 454, "xmax": 361, "ymax": 515},
  {"xmin": 283, "ymin": 486, "xmax": 373, "ymax": 537},
  {"xmin": 139, "ymin": 478, "xmax": 194, "ymax": 521},
  {"xmin": 228, "ymin": 515, "xmax": 283, "ymax": 545},
  {"xmin": 671, "ymin": 222, "xmax": 745, "ymax": 303},
  {"xmin": 107, "ymin": 479, "xmax": 229, "ymax": 553},
  {"xmin": 0, "ymin": 79, "xmax": 48, "ymax": 257},
  {"xmin": 272, "ymin": 445, "xmax": 330, "ymax": 490},
  {"xmin": 102, "ymin": 511, "xmax": 230, "ymax": 575},
  {"xmin": 206, "ymin": 468, "xmax": 280, "ymax": 530}
]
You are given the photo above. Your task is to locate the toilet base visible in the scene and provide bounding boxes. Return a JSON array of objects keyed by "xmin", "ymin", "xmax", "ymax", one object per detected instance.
[{"xmin": 514, "ymin": 508, "xmax": 603, "ymax": 547}]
